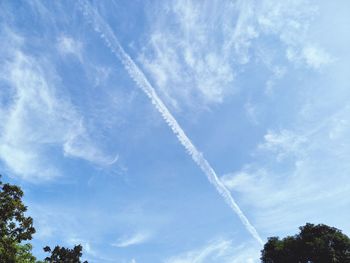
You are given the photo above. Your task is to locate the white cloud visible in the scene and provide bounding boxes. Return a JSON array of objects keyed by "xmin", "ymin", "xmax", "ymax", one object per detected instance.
[
  {"xmin": 286, "ymin": 45, "xmax": 334, "ymax": 69},
  {"xmin": 140, "ymin": 0, "xmax": 330, "ymax": 111},
  {"xmin": 93, "ymin": 66, "xmax": 112, "ymax": 87},
  {"xmin": 164, "ymin": 239, "xmax": 260, "ymax": 263},
  {"xmin": 165, "ymin": 240, "xmax": 231, "ymax": 263},
  {"xmin": 222, "ymin": 104, "xmax": 350, "ymax": 234},
  {"xmin": 57, "ymin": 35, "xmax": 83, "ymax": 59},
  {"xmin": 0, "ymin": 51, "xmax": 73, "ymax": 180},
  {"xmin": 111, "ymin": 231, "xmax": 151, "ymax": 248},
  {"xmin": 0, "ymin": 30, "xmax": 116, "ymax": 180},
  {"xmin": 302, "ymin": 45, "xmax": 334, "ymax": 69},
  {"xmin": 258, "ymin": 129, "xmax": 308, "ymax": 161},
  {"xmin": 244, "ymin": 101, "xmax": 259, "ymax": 125},
  {"xmin": 265, "ymin": 66, "xmax": 287, "ymax": 95},
  {"xmin": 140, "ymin": 0, "xmax": 237, "ymax": 110},
  {"xmin": 63, "ymin": 120, "xmax": 119, "ymax": 166},
  {"xmin": 222, "ymin": 170, "xmax": 260, "ymax": 193}
]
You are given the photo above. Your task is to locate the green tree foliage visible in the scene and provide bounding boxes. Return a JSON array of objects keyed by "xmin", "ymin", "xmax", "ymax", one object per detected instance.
[
  {"xmin": 15, "ymin": 243, "xmax": 41, "ymax": 263},
  {"xmin": 0, "ymin": 175, "xmax": 36, "ymax": 263},
  {"xmin": 1, "ymin": 175, "xmax": 87, "ymax": 262},
  {"xmin": 43, "ymin": 245, "xmax": 87, "ymax": 263},
  {"xmin": 261, "ymin": 223, "xmax": 350, "ymax": 263}
]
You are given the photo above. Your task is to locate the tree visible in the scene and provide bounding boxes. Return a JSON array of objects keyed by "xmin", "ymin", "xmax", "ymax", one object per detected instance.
[
  {"xmin": 43, "ymin": 245, "xmax": 88, "ymax": 263},
  {"xmin": 0, "ymin": 175, "xmax": 88, "ymax": 262},
  {"xmin": 261, "ymin": 223, "xmax": 350, "ymax": 263},
  {"xmin": 15, "ymin": 243, "xmax": 43, "ymax": 263},
  {"xmin": 0, "ymin": 175, "xmax": 36, "ymax": 263}
]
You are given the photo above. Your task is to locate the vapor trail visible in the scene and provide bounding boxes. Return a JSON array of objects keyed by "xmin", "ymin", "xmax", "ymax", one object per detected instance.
[{"xmin": 78, "ymin": 1, "xmax": 263, "ymax": 245}]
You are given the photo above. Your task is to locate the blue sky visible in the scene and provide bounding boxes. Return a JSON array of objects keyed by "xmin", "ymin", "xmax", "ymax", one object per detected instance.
[{"xmin": 1, "ymin": 0, "xmax": 350, "ymax": 262}]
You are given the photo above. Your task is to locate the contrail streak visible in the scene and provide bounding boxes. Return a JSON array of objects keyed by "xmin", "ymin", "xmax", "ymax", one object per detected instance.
[{"xmin": 78, "ymin": 1, "xmax": 263, "ymax": 245}]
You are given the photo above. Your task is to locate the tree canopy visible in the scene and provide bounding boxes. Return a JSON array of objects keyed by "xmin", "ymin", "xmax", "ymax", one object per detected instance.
[
  {"xmin": 0, "ymin": 175, "xmax": 36, "ymax": 262},
  {"xmin": 261, "ymin": 223, "xmax": 350, "ymax": 263},
  {"xmin": 0, "ymin": 175, "xmax": 87, "ymax": 262},
  {"xmin": 43, "ymin": 245, "xmax": 88, "ymax": 263}
]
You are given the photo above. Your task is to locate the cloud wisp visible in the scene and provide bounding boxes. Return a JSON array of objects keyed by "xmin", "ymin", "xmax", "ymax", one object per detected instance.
[
  {"xmin": 111, "ymin": 232, "xmax": 151, "ymax": 248},
  {"xmin": 0, "ymin": 28, "xmax": 117, "ymax": 181},
  {"xmin": 222, "ymin": 104, "xmax": 350, "ymax": 234},
  {"xmin": 164, "ymin": 239, "xmax": 260, "ymax": 263},
  {"xmin": 78, "ymin": 1, "xmax": 263, "ymax": 245}
]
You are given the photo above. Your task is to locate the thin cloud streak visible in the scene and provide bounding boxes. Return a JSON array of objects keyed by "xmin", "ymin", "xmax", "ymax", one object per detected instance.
[
  {"xmin": 78, "ymin": 1, "xmax": 263, "ymax": 245},
  {"xmin": 164, "ymin": 239, "xmax": 260, "ymax": 263},
  {"xmin": 0, "ymin": 27, "xmax": 117, "ymax": 181},
  {"xmin": 112, "ymin": 232, "xmax": 150, "ymax": 248}
]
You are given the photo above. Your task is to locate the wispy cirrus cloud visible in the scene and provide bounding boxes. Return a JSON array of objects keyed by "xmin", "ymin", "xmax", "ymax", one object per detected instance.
[
  {"xmin": 258, "ymin": 129, "xmax": 308, "ymax": 161},
  {"xmin": 0, "ymin": 29, "xmax": 116, "ymax": 180},
  {"xmin": 140, "ymin": 0, "xmax": 237, "ymax": 110},
  {"xmin": 140, "ymin": 0, "xmax": 333, "ymax": 111},
  {"xmin": 57, "ymin": 35, "xmax": 83, "ymax": 59},
  {"xmin": 222, "ymin": 103, "xmax": 350, "ymax": 235},
  {"xmin": 286, "ymin": 44, "xmax": 334, "ymax": 69},
  {"xmin": 112, "ymin": 231, "xmax": 151, "ymax": 248},
  {"xmin": 164, "ymin": 239, "xmax": 260, "ymax": 263}
]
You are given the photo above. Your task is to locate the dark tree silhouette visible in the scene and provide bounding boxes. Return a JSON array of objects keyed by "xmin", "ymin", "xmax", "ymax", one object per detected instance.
[
  {"xmin": 261, "ymin": 223, "xmax": 350, "ymax": 263},
  {"xmin": 43, "ymin": 244, "xmax": 88, "ymax": 263},
  {"xmin": 0, "ymin": 175, "xmax": 36, "ymax": 262}
]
